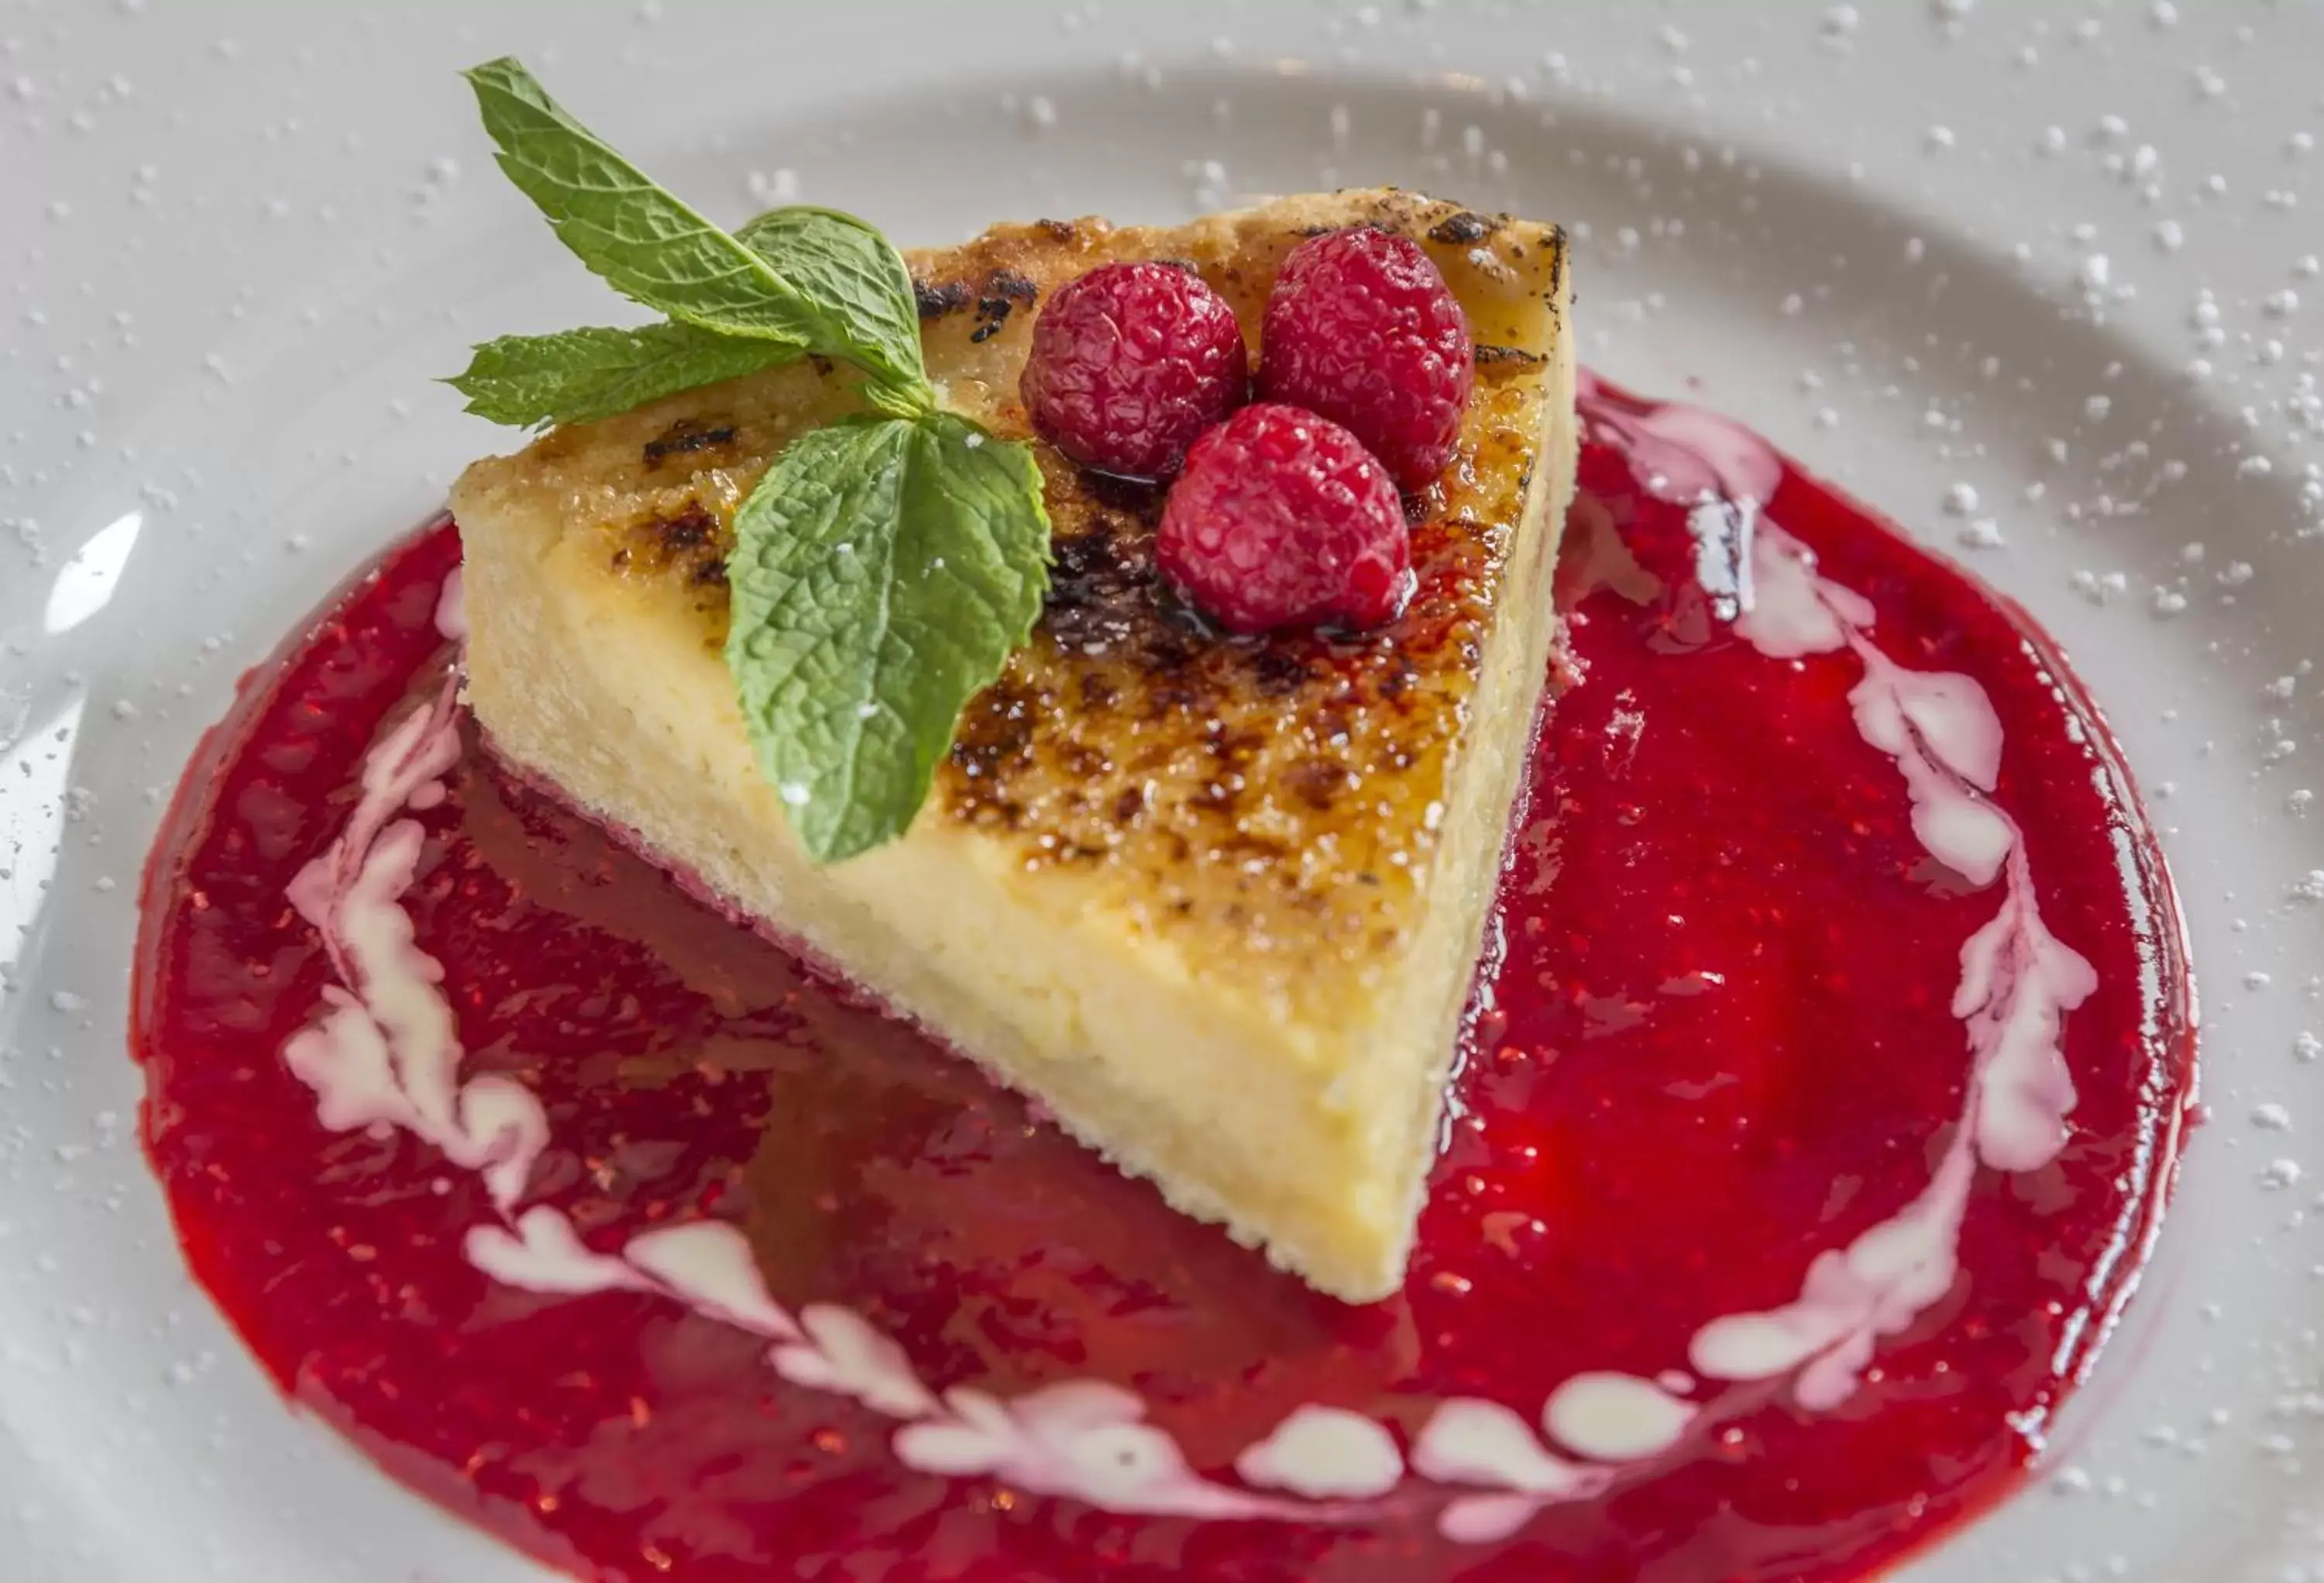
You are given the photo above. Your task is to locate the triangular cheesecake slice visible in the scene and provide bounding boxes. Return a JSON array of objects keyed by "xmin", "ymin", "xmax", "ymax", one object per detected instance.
[{"xmin": 452, "ymin": 191, "xmax": 1575, "ymax": 1302}]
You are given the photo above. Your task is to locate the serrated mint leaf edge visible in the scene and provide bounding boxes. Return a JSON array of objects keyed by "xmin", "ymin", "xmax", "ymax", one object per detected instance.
[
  {"xmin": 444, "ymin": 321, "xmax": 800, "ymax": 429},
  {"xmin": 462, "ymin": 58, "xmax": 826, "ymax": 347},
  {"xmin": 723, "ymin": 411, "xmax": 1052, "ymax": 863},
  {"xmin": 733, "ymin": 206, "xmax": 932, "ymax": 408}
]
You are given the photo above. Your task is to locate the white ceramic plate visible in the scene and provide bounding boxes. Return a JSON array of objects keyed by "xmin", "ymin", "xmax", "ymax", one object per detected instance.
[{"xmin": 5, "ymin": 2, "xmax": 2322, "ymax": 1578}]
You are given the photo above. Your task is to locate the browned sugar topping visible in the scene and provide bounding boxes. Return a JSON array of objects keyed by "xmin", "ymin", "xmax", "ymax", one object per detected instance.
[{"xmin": 539, "ymin": 191, "xmax": 1562, "ymax": 979}]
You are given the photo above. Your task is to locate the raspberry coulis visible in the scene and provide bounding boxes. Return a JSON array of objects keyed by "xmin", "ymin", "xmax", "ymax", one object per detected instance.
[{"xmin": 132, "ymin": 383, "xmax": 2194, "ymax": 1583}]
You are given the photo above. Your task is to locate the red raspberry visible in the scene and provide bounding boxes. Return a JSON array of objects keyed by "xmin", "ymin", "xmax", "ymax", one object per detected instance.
[
  {"xmin": 1019, "ymin": 260, "xmax": 1248, "ymax": 480},
  {"xmin": 1257, "ymin": 227, "xmax": 1474, "ymax": 493},
  {"xmin": 1157, "ymin": 402, "xmax": 1412, "ymax": 634}
]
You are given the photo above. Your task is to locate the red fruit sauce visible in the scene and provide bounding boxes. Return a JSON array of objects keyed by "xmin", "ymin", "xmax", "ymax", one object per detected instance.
[{"xmin": 132, "ymin": 386, "xmax": 2195, "ymax": 1583}]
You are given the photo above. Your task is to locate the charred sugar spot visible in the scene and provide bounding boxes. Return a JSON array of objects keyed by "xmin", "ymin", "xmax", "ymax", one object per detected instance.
[
  {"xmin": 1475, "ymin": 343, "xmax": 1545, "ymax": 368},
  {"xmin": 1308, "ymin": 700, "xmax": 1356, "ymax": 750},
  {"xmin": 1250, "ymin": 646, "xmax": 1315, "ymax": 699},
  {"xmin": 971, "ymin": 270, "xmax": 1040, "ymax": 343},
  {"xmin": 641, "ymin": 420, "xmax": 738, "ymax": 469},
  {"xmin": 1191, "ymin": 776, "xmax": 1242, "ymax": 818},
  {"xmin": 1284, "ymin": 757, "xmax": 1353, "ymax": 812},
  {"xmin": 914, "ymin": 278, "xmax": 972, "ymax": 319},
  {"xmin": 1033, "ymin": 218, "xmax": 1078, "ymax": 243},
  {"xmin": 1044, "ymin": 522, "xmax": 1161, "ymax": 649},
  {"xmin": 1147, "ymin": 601, "xmax": 1222, "ymax": 667},
  {"xmin": 655, "ymin": 505, "xmax": 717, "ymax": 555},
  {"xmin": 1208, "ymin": 726, "xmax": 1267, "ymax": 771},
  {"xmin": 620, "ymin": 499, "xmax": 733, "ymax": 589},
  {"xmin": 1078, "ymin": 470, "xmax": 1168, "ymax": 524},
  {"xmin": 1057, "ymin": 741, "xmax": 1109, "ymax": 781},
  {"xmin": 1215, "ymin": 829, "xmax": 1291, "ymax": 868},
  {"xmin": 1427, "ymin": 211, "xmax": 1497, "ymax": 246},
  {"xmin": 1112, "ymin": 784, "xmax": 1147, "ymax": 823},
  {"xmin": 947, "ymin": 678, "xmax": 1041, "ymax": 828},
  {"xmin": 1140, "ymin": 647, "xmax": 1211, "ymax": 717}
]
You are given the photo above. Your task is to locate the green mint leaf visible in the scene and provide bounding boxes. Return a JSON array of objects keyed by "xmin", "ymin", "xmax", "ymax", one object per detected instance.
[
  {"xmin": 462, "ymin": 58, "xmax": 820, "ymax": 346},
  {"xmin": 724, "ymin": 410, "xmax": 1053, "ymax": 862},
  {"xmin": 734, "ymin": 206, "xmax": 931, "ymax": 410},
  {"xmin": 445, "ymin": 321, "xmax": 799, "ymax": 429}
]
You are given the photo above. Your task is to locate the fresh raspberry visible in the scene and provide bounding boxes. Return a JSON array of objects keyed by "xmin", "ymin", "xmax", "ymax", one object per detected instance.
[
  {"xmin": 1019, "ymin": 260, "xmax": 1248, "ymax": 480},
  {"xmin": 1257, "ymin": 226, "xmax": 1474, "ymax": 493},
  {"xmin": 1157, "ymin": 402, "xmax": 1412, "ymax": 634}
]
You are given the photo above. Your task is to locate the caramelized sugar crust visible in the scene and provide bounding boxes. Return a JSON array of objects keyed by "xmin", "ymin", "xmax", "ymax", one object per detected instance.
[{"xmin": 483, "ymin": 192, "xmax": 1567, "ymax": 1018}]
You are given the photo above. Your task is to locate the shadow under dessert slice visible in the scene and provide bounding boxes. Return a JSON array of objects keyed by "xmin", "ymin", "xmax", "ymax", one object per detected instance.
[{"xmin": 452, "ymin": 190, "xmax": 1576, "ymax": 1303}]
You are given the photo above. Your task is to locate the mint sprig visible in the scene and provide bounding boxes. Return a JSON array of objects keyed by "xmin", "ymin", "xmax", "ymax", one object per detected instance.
[
  {"xmin": 467, "ymin": 59, "xmax": 810, "ymax": 351},
  {"xmin": 451, "ymin": 58, "xmax": 1051, "ymax": 862},
  {"xmin": 449, "ymin": 321, "xmax": 799, "ymax": 429},
  {"xmin": 731, "ymin": 207, "xmax": 930, "ymax": 415},
  {"xmin": 726, "ymin": 412, "xmax": 1049, "ymax": 860}
]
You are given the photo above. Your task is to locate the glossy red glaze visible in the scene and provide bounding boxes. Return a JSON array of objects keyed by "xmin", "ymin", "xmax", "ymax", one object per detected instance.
[{"xmin": 132, "ymin": 390, "xmax": 2194, "ymax": 1582}]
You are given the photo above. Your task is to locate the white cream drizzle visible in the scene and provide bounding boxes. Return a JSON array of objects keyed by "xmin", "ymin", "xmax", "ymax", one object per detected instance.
[
  {"xmin": 1542, "ymin": 1372, "xmax": 1698, "ymax": 1462},
  {"xmin": 280, "ymin": 623, "xmax": 1293, "ymax": 1526},
  {"xmin": 1579, "ymin": 380, "xmax": 1784, "ymax": 507},
  {"xmin": 463, "ymin": 1205, "xmax": 648, "ymax": 1296},
  {"xmin": 276, "ymin": 443, "xmax": 2105, "ymax": 1546},
  {"xmin": 1603, "ymin": 402, "xmax": 2099, "ymax": 1416},
  {"xmin": 1410, "ymin": 1398, "xmax": 1607, "ymax": 1544},
  {"xmin": 1736, "ymin": 530, "xmax": 2015, "ymax": 882},
  {"xmin": 281, "ymin": 676, "xmax": 552, "ymax": 1214},
  {"xmin": 772, "ymin": 1303, "xmax": 933, "ymax": 1414},
  {"xmin": 433, "ymin": 566, "xmax": 467, "ymax": 642},
  {"xmin": 1685, "ymin": 520, "xmax": 2095, "ymax": 1405},
  {"xmin": 1236, "ymin": 1406, "xmax": 1406, "ymax": 1500},
  {"xmin": 894, "ymin": 1381, "xmax": 1304, "ymax": 1520},
  {"xmin": 625, "ymin": 1221, "xmax": 802, "ymax": 1340}
]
